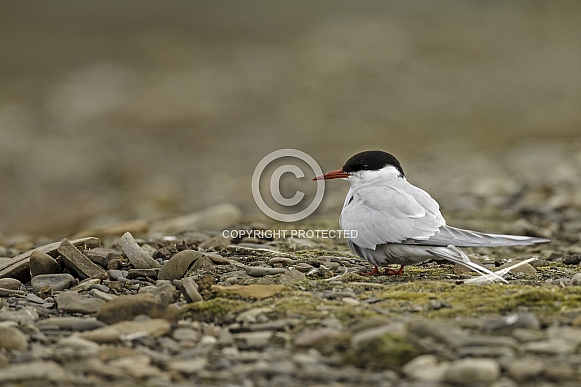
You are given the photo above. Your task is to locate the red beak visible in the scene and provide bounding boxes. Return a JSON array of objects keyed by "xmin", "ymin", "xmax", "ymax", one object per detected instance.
[{"xmin": 312, "ymin": 169, "xmax": 350, "ymax": 181}]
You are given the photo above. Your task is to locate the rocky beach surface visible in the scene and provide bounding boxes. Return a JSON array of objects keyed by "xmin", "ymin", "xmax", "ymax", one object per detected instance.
[{"xmin": 1, "ymin": 172, "xmax": 581, "ymax": 387}]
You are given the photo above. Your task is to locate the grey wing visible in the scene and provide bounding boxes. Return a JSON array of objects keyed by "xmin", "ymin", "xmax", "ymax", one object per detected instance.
[
  {"xmin": 404, "ymin": 225, "xmax": 550, "ymax": 247},
  {"xmin": 340, "ymin": 180, "xmax": 446, "ymax": 250}
]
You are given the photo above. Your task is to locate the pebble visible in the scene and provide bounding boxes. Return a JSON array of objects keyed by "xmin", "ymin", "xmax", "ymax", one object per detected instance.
[
  {"xmin": 507, "ymin": 357, "xmax": 544, "ymax": 381},
  {"xmin": 97, "ymin": 293, "xmax": 179, "ymax": 324},
  {"xmin": 36, "ymin": 316, "xmax": 105, "ymax": 331},
  {"xmin": 31, "ymin": 273, "xmax": 76, "ymax": 295},
  {"xmin": 0, "ymin": 322, "xmax": 28, "ymax": 350},
  {"xmin": 0, "ymin": 360, "xmax": 72, "ymax": 383},
  {"xmin": 57, "ymin": 238, "xmax": 108, "ymax": 279},
  {"xmin": 245, "ymin": 267, "xmax": 287, "ymax": 277},
  {"xmin": 444, "ymin": 358, "xmax": 500, "ymax": 384},
  {"xmin": 0, "ymin": 278, "xmax": 24, "ymax": 290},
  {"xmin": 79, "ymin": 319, "xmax": 171, "ymax": 343},
  {"xmin": 232, "ymin": 331, "xmax": 273, "ymax": 349},
  {"xmin": 166, "ymin": 358, "xmax": 208, "ymax": 375},
  {"xmin": 55, "ymin": 291, "xmax": 106, "ymax": 314},
  {"xmin": 83, "ymin": 247, "xmax": 120, "ymax": 267},
  {"xmin": 182, "ymin": 277, "xmax": 203, "ymax": 303},
  {"xmin": 521, "ymin": 339, "xmax": 576, "ymax": 355},
  {"xmin": 138, "ymin": 282, "xmax": 180, "ymax": 304},
  {"xmin": 119, "ymin": 232, "xmax": 160, "ymax": 269},
  {"xmin": 570, "ymin": 272, "xmax": 581, "ymax": 285},
  {"xmin": 29, "ymin": 249, "xmax": 61, "ymax": 277},
  {"xmin": 127, "ymin": 268, "xmax": 159, "ymax": 279},
  {"xmin": 158, "ymin": 250, "xmax": 202, "ymax": 280},
  {"xmin": 402, "ymin": 354, "xmax": 449, "ymax": 382}
]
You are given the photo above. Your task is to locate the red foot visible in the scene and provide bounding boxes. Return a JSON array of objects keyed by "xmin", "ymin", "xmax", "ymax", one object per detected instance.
[
  {"xmin": 360, "ymin": 266, "xmax": 380, "ymax": 276},
  {"xmin": 360, "ymin": 265, "xmax": 405, "ymax": 276},
  {"xmin": 384, "ymin": 265, "xmax": 405, "ymax": 276}
]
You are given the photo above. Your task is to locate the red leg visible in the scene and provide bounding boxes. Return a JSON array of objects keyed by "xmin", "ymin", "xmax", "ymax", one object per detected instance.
[
  {"xmin": 360, "ymin": 266, "xmax": 380, "ymax": 276},
  {"xmin": 384, "ymin": 265, "xmax": 405, "ymax": 276}
]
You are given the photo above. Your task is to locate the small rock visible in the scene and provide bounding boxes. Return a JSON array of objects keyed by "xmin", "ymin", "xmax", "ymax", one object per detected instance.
[
  {"xmin": 268, "ymin": 257, "xmax": 295, "ymax": 266},
  {"xmin": 29, "ymin": 250, "xmax": 61, "ymax": 277},
  {"xmin": 57, "ymin": 238, "xmax": 108, "ymax": 279},
  {"xmin": 402, "ymin": 354, "xmax": 449, "ymax": 382},
  {"xmin": 37, "ymin": 316, "xmax": 105, "ymax": 331},
  {"xmin": 232, "ymin": 331, "xmax": 273, "ymax": 349},
  {"xmin": 31, "ymin": 273, "xmax": 76, "ymax": 295},
  {"xmin": 409, "ymin": 320, "xmax": 469, "ymax": 348},
  {"xmin": 521, "ymin": 339, "xmax": 576, "ymax": 355},
  {"xmin": 79, "ymin": 318, "xmax": 171, "ymax": 343},
  {"xmin": 182, "ymin": 277, "xmax": 203, "ymax": 303},
  {"xmin": 0, "ymin": 322, "xmax": 28, "ymax": 350},
  {"xmin": 83, "ymin": 247, "xmax": 120, "ymax": 267},
  {"xmin": 546, "ymin": 326, "xmax": 581, "ymax": 346},
  {"xmin": 138, "ymin": 283, "xmax": 180, "ymax": 304},
  {"xmin": 57, "ymin": 335, "xmax": 100, "ymax": 354},
  {"xmin": 97, "ymin": 293, "xmax": 179, "ymax": 324},
  {"xmin": 512, "ymin": 328, "xmax": 547, "ymax": 343},
  {"xmin": 90, "ymin": 288, "xmax": 118, "ymax": 301},
  {"xmin": 507, "ymin": 357, "xmax": 544, "ymax": 382},
  {"xmin": 127, "ymin": 268, "xmax": 159, "ymax": 279},
  {"xmin": 563, "ymin": 255, "xmax": 581, "ymax": 265},
  {"xmin": 544, "ymin": 362, "xmax": 576, "ymax": 382},
  {"xmin": 245, "ymin": 267, "xmax": 287, "ymax": 277},
  {"xmin": 0, "ymin": 278, "xmax": 23, "ymax": 290},
  {"xmin": 55, "ymin": 291, "xmax": 106, "ymax": 314},
  {"xmin": 158, "ymin": 250, "xmax": 202, "ymax": 281},
  {"xmin": 0, "ymin": 307, "xmax": 39, "ymax": 324},
  {"xmin": 278, "ymin": 269, "xmax": 307, "ymax": 285},
  {"xmin": 444, "ymin": 358, "xmax": 500, "ymax": 384},
  {"xmin": 295, "ymin": 328, "xmax": 348, "ymax": 348},
  {"xmin": 108, "ymin": 269, "xmax": 127, "ymax": 281},
  {"xmin": 0, "ymin": 360, "xmax": 71, "ymax": 383},
  {"xmin": 166, "ymin": 358, "xmax": 207, "ymax": 375},
  {"xmin": 119, "ymin": 232, "xmax": 160, "ymax": 269},
  {"xmin": 172, "ymin": 327, "xmax": 200, "ymax": 342},
  {"xmin": 570, "ymin": 272, "xmax": 581, "ymax": 285}
]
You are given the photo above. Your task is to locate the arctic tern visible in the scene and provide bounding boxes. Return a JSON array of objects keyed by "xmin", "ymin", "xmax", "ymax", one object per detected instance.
[{"xmin": 313, "ymin": 150, "xmax": 550, "ymax": 279}]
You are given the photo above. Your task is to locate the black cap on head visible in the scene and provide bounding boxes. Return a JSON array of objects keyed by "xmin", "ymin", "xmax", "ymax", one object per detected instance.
[{"xmin": 342, "ymin": 150, "xmax": 404, "ymax": 176}]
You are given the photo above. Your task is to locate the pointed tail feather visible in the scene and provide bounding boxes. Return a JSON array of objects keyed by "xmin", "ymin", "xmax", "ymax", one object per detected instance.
[
  {"xmin": 427, "ymin": 245, "xmax": 508, "ymax": 283},
  {"xmin": 417, "ymin": 226, "xmax": 550, "ymax": 247}
]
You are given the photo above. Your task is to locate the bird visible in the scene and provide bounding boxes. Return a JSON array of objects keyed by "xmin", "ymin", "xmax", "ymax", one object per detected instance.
[{"xmin": 313, "ymin": 150, "xmax": 550, "ymax": 279}]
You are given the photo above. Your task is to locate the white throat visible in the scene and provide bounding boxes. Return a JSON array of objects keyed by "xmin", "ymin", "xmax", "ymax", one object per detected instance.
[{"xmin": 347, "ymin": 165, "xmax": 404, "ymax": 187}]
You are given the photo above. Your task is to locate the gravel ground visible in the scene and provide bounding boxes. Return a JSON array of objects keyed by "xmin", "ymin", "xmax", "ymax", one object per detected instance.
[{"xmin": 1, "ymin": 170, "xmax": 580, "ymax": 387}]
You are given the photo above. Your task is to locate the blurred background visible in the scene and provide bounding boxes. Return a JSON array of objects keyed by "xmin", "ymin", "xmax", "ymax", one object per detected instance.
[{"xmin": 1, "ymin": 0, "xmax": 580, "ymax": 237}]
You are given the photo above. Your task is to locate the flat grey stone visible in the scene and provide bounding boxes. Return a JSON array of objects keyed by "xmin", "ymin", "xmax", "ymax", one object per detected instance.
[
  {"xmin": 0, "ymin": 278, "xmax": 24, "ymax": 290},
  {"xmin": 37, "ymin": 316, "xmax": 106, "ymax": 331},
  {"xmin": 57, "ymin": 238, "xmax": 107, "ymax": 280},
  {"xmin": 444, "ymin": 358, "xmax": 500, "ymax": 384},
  {"xmin": 158, "ymin": 250, "xmax": 202, "ymax": 280},
  {"xmin": 31, "ymin": 273, "xmax": 76, "ymax": 294},
  {"xmin": 55, "ymin": 291, "xmax": 106, "ymax": 314},
  {"xmin": 138, "ymin": 282, "xmax": 180, "ymax": 304}
]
